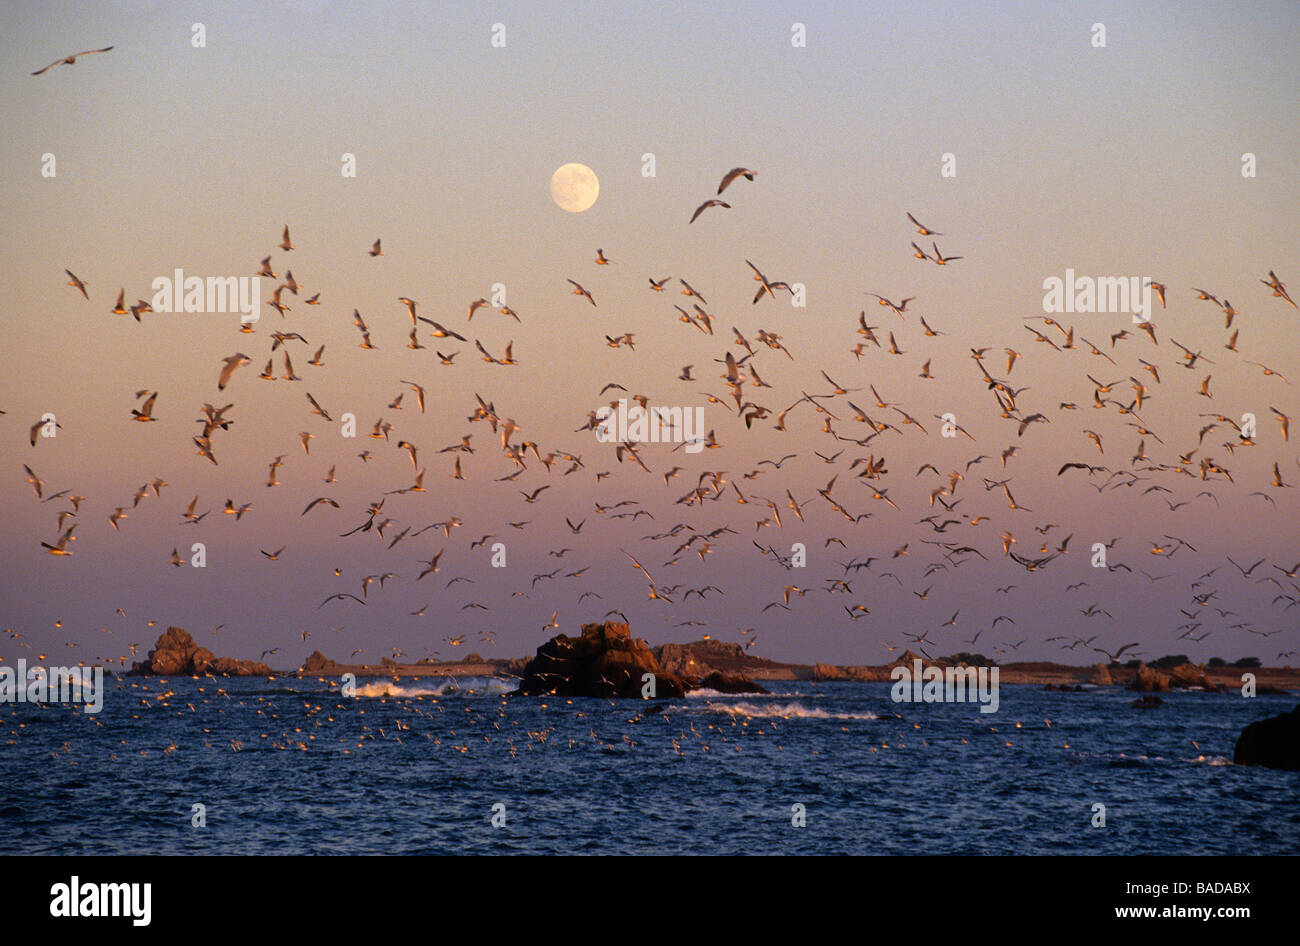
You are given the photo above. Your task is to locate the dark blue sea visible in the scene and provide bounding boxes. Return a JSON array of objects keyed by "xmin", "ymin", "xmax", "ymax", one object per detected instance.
[{"xmin": 2, "ymin": 676, "xmax": 1295, "ymax": 855}]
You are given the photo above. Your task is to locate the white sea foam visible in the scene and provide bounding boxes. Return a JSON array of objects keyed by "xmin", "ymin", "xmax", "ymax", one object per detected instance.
[
  {"xmin": 351, "ymin": 676, "xmax": 511, "ymax": 698},
  {"xmin": 703, "ymin": 700, "xmax": 878, "ymax": 721}
]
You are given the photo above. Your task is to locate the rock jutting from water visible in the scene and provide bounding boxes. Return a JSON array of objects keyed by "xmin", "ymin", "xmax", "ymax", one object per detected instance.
[
  {"xmin": 127, "ymin": 626, "xmax": 273, "ymax": 676},
  {"xmin": 1233, "ymin": 704, "xmax": 1300, "ymax": 770},
  {"xmin": 516, "ymin": 621, "xmax": 766, "ymax": 698}
]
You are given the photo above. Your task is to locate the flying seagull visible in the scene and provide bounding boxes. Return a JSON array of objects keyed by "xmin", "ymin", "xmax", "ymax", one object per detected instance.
[
  {"xmin": 567, "ymin": 279, "xmax": 596, "ymax": 306},
  {"xmin": 906, "ymin": 212, "xmax": 942, "ymax": 235},
  {"xmin": 32, "ymin": 46, "xmax": 114, "ymax": 76},
  {"xmin": 217, "ymin": 353, "xmax": 251, "ymax": 390},
  {"xmin": 689, "ymin": 199, "xmax": 730, "ymax": 224},
  {"xmin": 65, "ymin": 270, "xmax": 88, "ymax": 299},
  {"xmin": 717, "ymin": 167, "xmax": 756, "ymax": 194}
]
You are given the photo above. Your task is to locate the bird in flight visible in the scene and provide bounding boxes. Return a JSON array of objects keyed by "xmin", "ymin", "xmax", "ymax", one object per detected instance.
[
  {"xmin": 867, "ymin": 293, "xmax": 915, "ymax": 317},
  {"xmin": 929, "ymin": 242, "xmax": 962, "ymax": 264},
  {"xmin": 717, "ymin": 167, "xmax": 756, "ymax": 194},
  {"xmin": 41, "ymin": 528, "xmax": 76, "ymax": 556},
  {"xmin": 1261, "ymin": 270, "xmax": 1295, "ymax": 308},
  {"xmin": 32, "ymin": 46, "xmax": 114, "ymax": 75},
  {"xmin": 318, "ymin": 593, "xmax": 366, "ymax": 609},
  {"xmin": 130, "ymin": 391, "xmax": 158, "ymax": 422},
  {"xmin": 217, "ymin": 353, "xmax": 251, "ymax": 391},
  {"xmin": 1093, "ymin": 642, "xmax": 1141, "ymax": 664},
  {"xmin": 906, "ymin": 212, "xmax": 942, "ymax": 236},
  {"xmin": 690, "ymin": 199, "xmax": 730, "ymax": 224},
  {"xmin": 567, "ymin": 279, "xmax": 596, "ymax": 306},
  {"xmin": 65, "ymin": 270, "xmax": 89, "ymax": 299}
]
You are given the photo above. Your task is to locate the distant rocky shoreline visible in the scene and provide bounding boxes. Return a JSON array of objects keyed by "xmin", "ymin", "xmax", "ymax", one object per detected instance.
[
  {"xmin": 110, "ymin": 624, "xmax": 1300, "ymax": 768},
  {"xmin": 121, "ymin": 624, "xmax": 1299, "ymax": 695},
  {"xmin": 297, "ymin": 638, "xmax": 1299, "ymax": 695}
]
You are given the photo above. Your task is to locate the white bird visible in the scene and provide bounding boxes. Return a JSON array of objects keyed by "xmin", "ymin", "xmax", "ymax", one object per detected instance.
[{"xmin": 217, "ymin": 353, "xmax": 251, "ymax": 390}]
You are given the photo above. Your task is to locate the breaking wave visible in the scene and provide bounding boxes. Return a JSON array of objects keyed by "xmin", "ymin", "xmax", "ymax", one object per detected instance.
[
  {"xmin": 350, "ymin": 677, "xmax": 512, "ymax": 698},
  {"xmin": 701, "ymin": 700, "xmax": 878, "ymax": 721}
]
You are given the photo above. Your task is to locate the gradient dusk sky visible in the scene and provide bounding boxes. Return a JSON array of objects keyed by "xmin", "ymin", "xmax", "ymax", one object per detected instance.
[{"xmin": 2, "ymin": 1, "xmax": 1297, "ymax": 671}]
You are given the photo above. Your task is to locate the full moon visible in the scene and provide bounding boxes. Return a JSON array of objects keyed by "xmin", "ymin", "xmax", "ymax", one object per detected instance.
[{"xmin": 550, "ymin": 163, "xmax": 599, "ymax": 213}]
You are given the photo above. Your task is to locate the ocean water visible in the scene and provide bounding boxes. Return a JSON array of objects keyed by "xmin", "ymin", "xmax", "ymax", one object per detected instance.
[{"xmin": 1, "ymin": 676, "xmax": 1295, "ymax": 855}]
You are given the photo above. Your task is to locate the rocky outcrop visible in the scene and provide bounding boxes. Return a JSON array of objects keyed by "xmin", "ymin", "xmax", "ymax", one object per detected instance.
[
  {"xmin": 1234, "ymin": 705, "xmax": 1300, "ymax": 770},
  {"xmin": 811, "ymin": 663, "xmax": 889, "ymax": 682},
  {"xmin": 697, "ymin": 671, "xmax": 767, "ymax": 694},
  {"xmin": 656, "ymin": 643, "xmax": 709, "ymax": 678},
  {"xmin": 889, "ymin": 650, "xmax": 930, "ymax": 668},
  {"xmin": 128, "ymin": 627, "xmax": 273, "ymax": 676},
  {"xmin": 655, "ymin": 640, "xmax": 745, "ymax": 677},
  {"xmin": 1167, "ymin": 663, "xmax": 1216, "ymax": 690},
  {"xmin": 1088, "ymin": 663, "xmax": 1114, "ymax": 686},
  {"xmin": 302, "ymin": 650, "xmax": 337, "ymax": 674},
  {"xmin": 518, "ymin": 622, "xmax": 691, "ymax": 698},
  {"xmin": 1130, "ymin": 661, "xmax": 1218, "ymax": 692},
  {"xmin": 1131, "ymin": 663, "xmax": 1170, "ymax": 692},
  {"xmin": 812, "ymin": 662, "xmax": 852, "ymax": 681}
]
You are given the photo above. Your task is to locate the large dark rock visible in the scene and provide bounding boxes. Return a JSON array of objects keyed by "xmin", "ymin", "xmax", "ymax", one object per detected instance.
[
  {"xmin": 128, "ymin": 626, "xmax": 272, "ymax": 677},
  {"xmin": 698, "ymin": 671, "xmax": 767, "ymax": 694},
  {"xmin": 302, "ymin": 650, "xmax": 337, "ymax": 674},
  {"xmin": 1130, "ymin": 695, "xmax": 1164, "ymax": 709},
  {"xmin": 518, "ymin": 621, "xmax": 691, "ymax": 698},
  {"xmin": 1234, "ymin": 704, "xmax": 1300, "ymax": 771}
]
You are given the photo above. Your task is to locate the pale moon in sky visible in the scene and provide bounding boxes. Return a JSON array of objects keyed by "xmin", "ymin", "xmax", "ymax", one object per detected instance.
[{"xmin": 550, "ymin": 163, "xmax": 599, "ymax": 213}]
